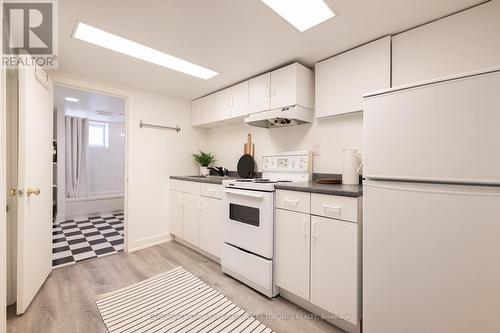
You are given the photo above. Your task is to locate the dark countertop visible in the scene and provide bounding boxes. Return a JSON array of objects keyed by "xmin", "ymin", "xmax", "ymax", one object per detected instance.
[
  {"xmin": 170, "ymin": 175, "xmax": 239, "ymax": 185},
  {"xmin": 274, "ymin": 181, "xmax": 363, "ymax": 197}
]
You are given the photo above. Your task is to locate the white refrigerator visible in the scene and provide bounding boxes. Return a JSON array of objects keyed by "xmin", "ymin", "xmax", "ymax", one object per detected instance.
[{"xmin": 363, "ymin": 68, "xmax": 500, "ymax": 333}]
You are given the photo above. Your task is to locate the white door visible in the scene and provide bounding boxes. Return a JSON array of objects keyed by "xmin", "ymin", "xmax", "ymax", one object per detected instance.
[
  {"xmin": 169, "ymin": 190, "xmax": 183, "ymax": 238},
  {"xmin": 182, "ymin": 192, "xmax": 200, "ymax": 246},
  {"xmin": 16, "ymin": 65, "xmax": 53, "ymax": 314},
  {"xmin": 248, "ymin": 73, "xmax": 270, "ymax": 113},
  {"xmin": 364, "ymin": 180, "xmax": 500, "ymax": 333},
  {"xmin": 210, "ymin": 89, "xmax": 231, "ymax": 123},
  {"xmin": 191, "ymin": 99, "xmax": 204, "ymax": 126},
  {"xmin": 315, "ymin": 36, "xmax": 390, "ymax": 117},
  {"xmin": 270, "ymin": 63, "xmax": 297, "ymax": 109},
  {"xmin": 199, "ymin": 196, "xmax": 222, "ymax": 258},
  {"xmin": 310, "ymin": 216, "xmax": 358, "ymax": 325},
  {"xmin": 229, "ymin": 81, "xmax": 249, "ymax": 118},
  {"xmin": 275, "ymin": 208, "xmax": 310, "ymax": 300}
]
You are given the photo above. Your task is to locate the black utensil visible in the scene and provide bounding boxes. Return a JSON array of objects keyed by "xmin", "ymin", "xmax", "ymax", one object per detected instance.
[{"xmin": 237, "ymin": 154, "xmax": 255, "ymax": 178}]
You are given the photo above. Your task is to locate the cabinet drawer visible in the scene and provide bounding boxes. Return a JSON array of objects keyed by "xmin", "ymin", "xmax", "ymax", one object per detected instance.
[
  {"xmin": 276, "ymin": 190, "xmax": 310, "ymax": 213},
  {"xmin": 170, "ymin": 179, "xmax": 184, "ymax": 192},
  {"xmin": 183, "ymin": 181, "xmax": 201, "ymax": 195},
  {"xmin": 200, "ymin": 183, "xmax": 223, "ymax": 199},
  {"xmin": 311, "ymin": 193, "xmax": 358, "ymax": 222}
]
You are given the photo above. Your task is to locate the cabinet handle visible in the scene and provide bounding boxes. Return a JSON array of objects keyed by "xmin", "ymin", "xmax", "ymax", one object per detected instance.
[
  {"xmin": 312, "ymin": 221, "xmax": 318, "ymax": 241},
  {"xmin": 271, "ymin": 84, "xmax": 276, "ymax": 96},
  {"xmin": 265, "ymin": 86, "xmax": 270, "ymax": 97},
  {"xmin": 323, "ymin": 204, "xmax": 341, "ymax": 216},
  {"xmin": 303, "ymin": 219, "xmax": 308, "ymax": 239},
  {"xmin": 283, "ymin": 199, "xmax": 298, "ymax": 208}
]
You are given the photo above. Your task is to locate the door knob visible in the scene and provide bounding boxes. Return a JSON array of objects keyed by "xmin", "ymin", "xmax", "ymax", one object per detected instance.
[
  {"xmin": 26, "ymin": 188, "xmax": 41, "ymax": 197},
  {"xmin": 9, "ymin": 188, "xmax": 18, "ymax": 196}
]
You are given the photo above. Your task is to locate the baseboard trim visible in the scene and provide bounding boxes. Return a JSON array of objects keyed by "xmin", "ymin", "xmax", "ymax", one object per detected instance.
[
  {"xmin": 127, "ymin": 233, "xmax": 172, "ymax": 253},
  {"xmin": 173, "ymin": 236, "xmax": 220, "ymax": 264},
  {"xmin": 279, "ymin": 288, "xmax": 360, "ymax": 333}
]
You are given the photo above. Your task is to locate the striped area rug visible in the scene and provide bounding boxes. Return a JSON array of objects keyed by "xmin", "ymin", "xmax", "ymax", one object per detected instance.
[{"xmin": 96, "ymin": 266, "xmax": 275, "ymax": 333}]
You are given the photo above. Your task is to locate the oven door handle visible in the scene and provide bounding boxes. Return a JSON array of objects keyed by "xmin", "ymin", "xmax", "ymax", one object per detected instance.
[{"xmin": 224, "ymin": 189, "xmax": 264, "ymax": 199}]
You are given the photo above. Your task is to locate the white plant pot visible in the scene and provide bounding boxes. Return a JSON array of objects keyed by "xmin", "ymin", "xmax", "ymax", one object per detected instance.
[{"xmin": 200, "ymin": 166, "xmax": 209, "ymax": 176}]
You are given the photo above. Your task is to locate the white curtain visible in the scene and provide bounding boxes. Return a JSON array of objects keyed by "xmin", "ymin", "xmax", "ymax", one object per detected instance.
[{"xmin": 65, "ymin": 116, "xmax": 90, "ymax": 198}]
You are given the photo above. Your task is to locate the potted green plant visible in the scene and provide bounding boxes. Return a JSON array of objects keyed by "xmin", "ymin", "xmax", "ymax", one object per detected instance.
[{"xmin": 192, "ymin": 151, "xmax": 216, "ymax": 176}]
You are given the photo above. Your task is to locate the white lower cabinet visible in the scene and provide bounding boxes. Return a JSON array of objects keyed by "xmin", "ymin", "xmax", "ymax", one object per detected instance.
[
  {"xmin": 275, "ymin": 209, "xmax": 310, "ymax": 300},
  {"xmin": 311, "ymin": 215, "xmax": 359, "ymax": 325},
  {"xmin": 182, "ymin": 192, "xmax": 200, "ymax": 246},
  {"xmin": 274, "ymin": 189, "xmax": 361, "ymax": 330},
  {"xmin": 169, "ymin": 180, "xmax": 223, "ymax": 259},
  {"xmin": 169, "ymin": 190, "xmax": 184, "ymax": 237},
  {"xmin": 200, "ymin": 196, "xmax": 223, "ymax": 258}
]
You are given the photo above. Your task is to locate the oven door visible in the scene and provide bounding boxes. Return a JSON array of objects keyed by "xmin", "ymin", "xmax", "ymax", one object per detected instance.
[{"xmin": 222, "ymin": 188, "xmax": 274, "ymax": 259}]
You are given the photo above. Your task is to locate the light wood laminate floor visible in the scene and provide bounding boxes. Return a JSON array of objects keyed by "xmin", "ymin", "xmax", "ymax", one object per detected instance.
[{"xmin": 7, "ymin": 241, "xmax": 345, "ymax": 333}]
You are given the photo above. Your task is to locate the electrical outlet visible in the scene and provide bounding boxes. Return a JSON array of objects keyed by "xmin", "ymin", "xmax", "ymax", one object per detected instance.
[{"xmin": 312, "ymin": 144, "xmax": 320, "ymax": 156}]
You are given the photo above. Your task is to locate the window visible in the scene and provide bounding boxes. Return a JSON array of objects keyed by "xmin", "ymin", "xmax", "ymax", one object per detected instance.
[{"xmin": 89, "ymin": 121, "xmax": 109, "ymax": 148}]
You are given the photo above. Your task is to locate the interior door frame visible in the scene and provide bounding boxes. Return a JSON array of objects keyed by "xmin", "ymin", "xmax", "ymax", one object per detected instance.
[
  {"xmin": 1, "ymin": 4, "xmax": 7, "ymax": 331},
  {"xmin": 51, "ymin": 73, "xmax": 132, "ymax": 253}
]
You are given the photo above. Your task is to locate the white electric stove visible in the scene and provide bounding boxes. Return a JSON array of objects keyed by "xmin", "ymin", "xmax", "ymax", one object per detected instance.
[{"xmin": 221, "ymin": 151, "xmax": 312, "ymax": 297}]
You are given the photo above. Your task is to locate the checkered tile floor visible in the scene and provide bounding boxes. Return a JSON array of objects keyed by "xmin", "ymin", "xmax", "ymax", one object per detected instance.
[{"xmin": 52, "ymin": 213, "xmax": 124, "ymax": 269}]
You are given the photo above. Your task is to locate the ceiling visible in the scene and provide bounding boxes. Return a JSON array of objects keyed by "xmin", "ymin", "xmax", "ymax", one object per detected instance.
[
  {"xmin": 55, "ymin": 0, "xmax": 486, "ymax": 100},
  {"xmin": 54, "ymin": 85, "xmax": 126, "ymax": 122}
]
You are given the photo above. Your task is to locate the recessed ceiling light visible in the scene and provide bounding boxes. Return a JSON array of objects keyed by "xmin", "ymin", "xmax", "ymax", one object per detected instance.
[
  {"xmin": 65, "ymin": 97, "xmax": 80, "ymax": 102},
  {"xmin": 72, "ymin": 22, "xmax": 218, "ymax": 80},
  {"xmin": 261, "ymin": 0, "xmax": 335, "ymax": 32}
]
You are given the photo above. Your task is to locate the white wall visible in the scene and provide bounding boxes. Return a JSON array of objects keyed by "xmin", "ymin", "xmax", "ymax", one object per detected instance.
[
  {"xmin": 52, "ymin": 72, "xmax": 207, "ymax": 252},
  {"xmin": 88, "ymin": 121, "xmax": 125, "ymax": 195},
  {"xmin": 126, "ymin": 89, "xmax": 207, "ymax": 251},
  {"xmin": 392, "ymin": 0, "xmax": 500, "ymax": 85},
  {"xmin": 206, "ymin": 113, "xmax": 363, "ymax": 174}
]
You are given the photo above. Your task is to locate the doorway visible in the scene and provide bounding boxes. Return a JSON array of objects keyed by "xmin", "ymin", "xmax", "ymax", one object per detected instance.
[{"xmin": 51, "ymin": 85, "xmax": 127, "ymax": 268}]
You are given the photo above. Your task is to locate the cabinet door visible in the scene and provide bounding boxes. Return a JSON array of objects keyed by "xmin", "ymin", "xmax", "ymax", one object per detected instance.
[
  {"xmin": 191, "ymin": 99, "xmax": 204, "ymax": 126},
  {"xmin": 229, "ymin": 81, "xmax": 249, "ymax": 118},
  {"xmin": 208, "ymin": 89, "xmax": 231, "ymax": 124},
  {"xmin": 311, "ymin": 216, "xmax": 358, "ymax": 325},
  {"xmin": 249, "ymin": 72, "xmax": 271, "ymax": 113},
  {"xmin": 169, "ymin": 190, "xmax": 184, "ymax": 237},
  {"xmin": 315, "ymin": 36, "xmax": 391, "ymax": 117},
  {"xmin": 270, "ymin": 63, "xmax": 298, "ymax": 109},
  {"xmin": 183, "ymin": 193, "xmax": 200, "ymax": 246},
  {"xmin": 199, "ymin": 197, "xmax": 223, "ymax": 258},
  {"xmin": 275, "ymin": 209, "xmax": 310, "ymax": 300}
]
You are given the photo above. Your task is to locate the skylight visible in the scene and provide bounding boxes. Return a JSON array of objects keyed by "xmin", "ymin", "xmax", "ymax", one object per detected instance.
[
  {"xmin": 261, "ymin": 0, "xmax": 335, "ymax": 32},
  {"xmin": 72, "ymin": 22, "xmax": 218, "ymax": 80}
]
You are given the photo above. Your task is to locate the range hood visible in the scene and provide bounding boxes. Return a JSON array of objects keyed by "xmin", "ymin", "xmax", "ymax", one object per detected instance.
[{"xmin": 244, "ymin": 105, "xmax": 314, "ymax": 128}]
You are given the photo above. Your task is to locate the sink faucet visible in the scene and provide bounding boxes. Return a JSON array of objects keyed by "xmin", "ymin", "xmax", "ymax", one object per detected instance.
[{"xmin": 208, "ymin": 166, "xmax": 228, "ymax": 176}]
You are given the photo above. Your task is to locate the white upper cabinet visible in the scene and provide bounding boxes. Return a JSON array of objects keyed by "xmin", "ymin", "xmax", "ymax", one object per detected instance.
[
  {"xmin": 315, "ymin": 36, "xmax": 391, "ymax": 118},
  {"xmin": 191, "ymin": 62, "xmax": 314, "ymax": 127},
  {"xmin": 209, "ymin": 89, "xmax": 232, "ymax": 123},
  {"xmin": 270, "ymin": 63, "xmax": 314, "ymax": 110},
  {"xmin": 229, "ymin": 81, "xmax": 249, "ymax": 118},
  {"xmin": 191, "ymin": 94, "xmax": 215, "ymax": 126},
  {"xmin": 249, "ymin": 72, "xmax": 271, "ymax": 113},
  {"xmin": 392, "ymin": 1, "xmax": 500, "ymax": 86},
  {"xmin": 249, "ymin": 63, "xmax": 314, "ymax": 114}
]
